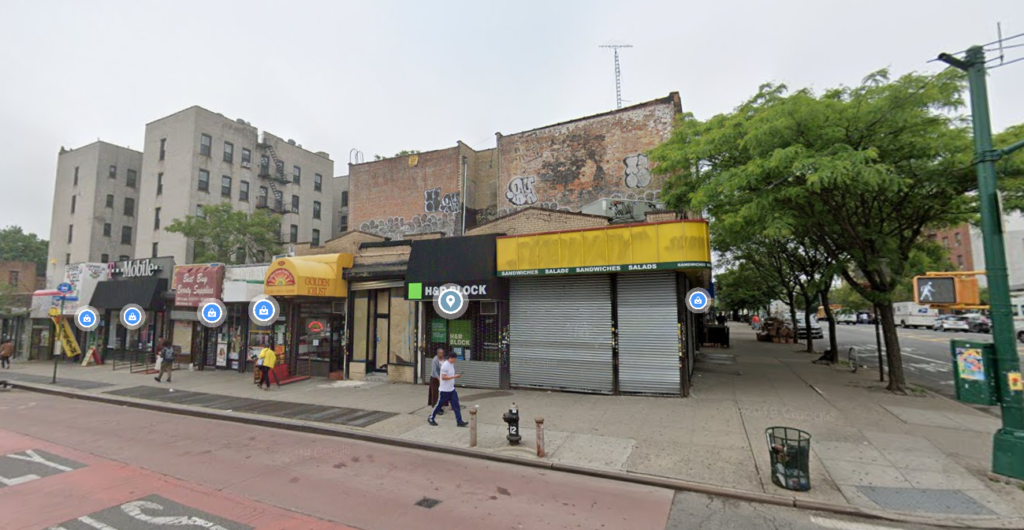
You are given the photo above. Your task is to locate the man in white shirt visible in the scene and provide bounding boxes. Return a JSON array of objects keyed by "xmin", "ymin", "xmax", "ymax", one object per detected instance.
[{"xmin": 428, "ymin": 352, "xmax": 468, "ymax": 427}]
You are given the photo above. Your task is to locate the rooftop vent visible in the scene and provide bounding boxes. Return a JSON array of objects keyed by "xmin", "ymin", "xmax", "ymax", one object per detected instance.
[{"xmin": 288, "ymin": 139, "xmax": 296, "ymax": 146}]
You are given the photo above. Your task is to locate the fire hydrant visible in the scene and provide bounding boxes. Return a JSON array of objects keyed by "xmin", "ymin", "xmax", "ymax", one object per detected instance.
[{"xmin": 502, "ymin": 402, "xmax": 522, "ymax": 445}]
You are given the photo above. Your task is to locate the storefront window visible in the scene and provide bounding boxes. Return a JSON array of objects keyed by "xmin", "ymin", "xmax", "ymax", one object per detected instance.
[
  {"xmin": 426, "ymin": 302, "xmax": 500, "ymax": 363},
  {"xmin": 352, "ymin": 291, "xmax": 368, "ymax": 362}
]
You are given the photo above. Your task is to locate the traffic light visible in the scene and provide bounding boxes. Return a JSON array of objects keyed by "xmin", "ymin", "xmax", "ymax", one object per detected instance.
[{"xmin": 913, "ymin": 275, "xmax": 980, "ymax": 306}]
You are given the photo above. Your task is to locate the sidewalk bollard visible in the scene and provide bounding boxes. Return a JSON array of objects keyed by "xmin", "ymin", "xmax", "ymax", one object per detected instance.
[
  {"xmin": 469, "ymin": 407, "xmax": 478, "ymax": 448},
  {"xmin": 536, "ymin": 417, "xmax": 545, "ymax": 458}
]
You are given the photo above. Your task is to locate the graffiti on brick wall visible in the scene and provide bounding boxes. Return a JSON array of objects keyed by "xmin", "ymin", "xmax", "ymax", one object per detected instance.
[
  {"xmin": 359, "ymin": 213, "xmax": 460, "ymax": 240},
  {"xmin": 425, "ymin": 188, "xmax": 461, "ymax": 214},
  {"xmin": 609, "ymin": 190, "xmax": 661, "ymax": 202},
  {"xmin": 505, "ymin": 176, "xmax": 538, "ymax": 206},
  {"xmin": 623, "ymin": 154, "xmax": 653, "ymax": 188}
]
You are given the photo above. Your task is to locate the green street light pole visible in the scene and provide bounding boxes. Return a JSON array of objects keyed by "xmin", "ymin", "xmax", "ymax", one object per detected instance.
[{"xmin": 940, "ymin": 45, "xmax": 1024, "ymax": 480}]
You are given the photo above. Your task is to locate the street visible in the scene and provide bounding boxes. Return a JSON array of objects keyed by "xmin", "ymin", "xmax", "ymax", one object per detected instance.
[
  {"xmin": 823, "ymin": 322, "xmax": 1020, "ymax": 404},
  {"xmin": 0, "ymin": 390, "xmax": 944, "ymax": 530}
]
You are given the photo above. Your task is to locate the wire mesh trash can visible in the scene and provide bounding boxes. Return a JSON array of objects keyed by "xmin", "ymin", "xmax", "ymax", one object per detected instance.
[{"xmin": 766, "ymin": 427, "xmax": 811, "ymax": 491}]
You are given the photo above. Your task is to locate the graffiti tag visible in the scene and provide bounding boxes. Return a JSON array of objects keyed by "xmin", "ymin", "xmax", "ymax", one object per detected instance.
[
  {"xmin": 506, "ymin": 176, "xmax": 538, "ymax": 206},
  {"xmin": 624, "ymin": 154, "xmax": 653, "ymax": 189},
  {"xmin": 424, "ymin": 188, "xmax": 461, "ymax": 214}
]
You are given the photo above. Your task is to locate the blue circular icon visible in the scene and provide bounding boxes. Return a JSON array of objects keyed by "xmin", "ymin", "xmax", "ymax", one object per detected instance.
[
  {"xmin": 120, "ymin": 304, "xmax": 147, "ymax": 330},
  {"xmin": 79, "ymin": 311, "xmax": 94, "ymax": 326},
  {"xmin": 690, "ymin": 293, "xmax": 706, "ymax": 308},
  {"xmin": 74, "ymin": 305, "xmax": 101, "ymax": 332},
  {"xmin": 126, "ymin": 309, "xmax": 140, "ymax": 322},
  {"xmin": 438, "ymin": 289, "xmax": 464, "ymax": 314},
  {"xmin": 685, "ymin": 288, "xmax": 711, "ymax": 314},
  {"xmin": 198, "ymin": 298, "xmax": 227, "ymax": 328},
  {"xmin": 254, "ymin": 300, "xmax": 275, "ymax": 322},
  {"xmin": 202, "ymin": 303, "xmax": 221, "ymax": 322}
]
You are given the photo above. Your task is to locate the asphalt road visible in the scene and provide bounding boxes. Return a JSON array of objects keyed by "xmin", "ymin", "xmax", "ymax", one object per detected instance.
[
  {"xmin": 824, "ymin": 322, "xmax": 1022, "ymax": 404},
  {"xmin": 0, "ymin": 391, "xmax": 942, "ymax": 530}
]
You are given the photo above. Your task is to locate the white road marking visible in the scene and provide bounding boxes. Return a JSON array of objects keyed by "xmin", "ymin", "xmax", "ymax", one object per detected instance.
[
  {"xmin": 77, "ymin": 515, "xmax": 120, "ymax": 529},
  {"xmin": 0, "ymin": 472, "xmax": 41, "ymax": 486},
  {"xmin": 810, "ymin": 515, "xmax": 904, "ymax": 530},
  {"xmin": 121, "ymin": 500, "xmax": 230, "ymax": 529},
  {"xmin": 6, "ymin": 449, "xmax": 73, "ymax": 472}
]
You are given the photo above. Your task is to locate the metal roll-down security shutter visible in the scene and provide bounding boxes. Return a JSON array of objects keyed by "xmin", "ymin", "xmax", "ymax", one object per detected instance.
[
  {"xmin": 509, "ymin": 276, "xmax": 613, "ymax": 394},
  {"xmin": 616, "ymin": 272, "xmax": 680, "ymax": 395}
]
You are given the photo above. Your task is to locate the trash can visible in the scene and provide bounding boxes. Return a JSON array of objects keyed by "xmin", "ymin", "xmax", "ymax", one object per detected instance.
[
  {"xmin": 950, "ymin": 339, "xmax": 999, "ymax": 406},
  {"xmin": 766, "ymin": 427, "xmax": 811, "ymax": 491}
]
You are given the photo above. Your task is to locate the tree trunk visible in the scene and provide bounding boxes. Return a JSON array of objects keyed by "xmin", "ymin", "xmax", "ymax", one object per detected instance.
[
  {"xmin": 786, "ymin": 292, "xmax": 798, "ymax": 345},
  {"xmin": 821, "ymin": 289, "xmax": 839, "ymax": 363},
  {"xmin": 876, "ymin": 302, "xmax": 906, "ymax": 392},
  {"xmin": 803, "ymin": 297, "xmax": 815, "ymax": 353}
]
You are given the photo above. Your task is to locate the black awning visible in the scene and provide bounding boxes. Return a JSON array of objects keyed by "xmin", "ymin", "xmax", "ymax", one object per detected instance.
[
  {"xmin": 91, "ymin": 277, "xmax": 169, "ymax": 310},
  {"xmin": 405, "ymin": 234, "xmax": 506, "ymax": 300}
]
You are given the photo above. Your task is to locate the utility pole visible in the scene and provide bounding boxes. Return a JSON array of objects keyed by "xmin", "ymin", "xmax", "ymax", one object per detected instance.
[
  {"xmin": 939, "ymin": 45, "xmax": 1024, "ymax": 481},
  {"xmin": 599, "ymin": 43, "xmax": 632, "ymax": 109}
]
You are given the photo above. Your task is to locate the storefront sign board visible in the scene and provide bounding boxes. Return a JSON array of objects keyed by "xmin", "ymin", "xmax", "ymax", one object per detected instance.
[{"xmin": 173, "ymin": 265, "xmax": 225, "ymax": 307}]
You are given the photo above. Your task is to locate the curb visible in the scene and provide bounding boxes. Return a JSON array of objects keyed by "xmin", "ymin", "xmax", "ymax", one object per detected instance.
[{"xmin": 8, "ymin": 381, "xmax": 1022, "ymax": 529}]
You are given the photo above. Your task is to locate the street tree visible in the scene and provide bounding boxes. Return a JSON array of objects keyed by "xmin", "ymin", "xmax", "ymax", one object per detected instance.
[
  {"xmin": 0, "ymin": 226, "xmax": 48, "ymax": 275},
  {"xmin": 715, "ymin": 261, "xmax": 778, "ymax": 316},
  {"xmin": 649, "ymin": 68, "xmax": 1024, "ymax": 392},
  {"xmin": 165, "ymin": 203, "xmax": 283, "ymax": 264}
]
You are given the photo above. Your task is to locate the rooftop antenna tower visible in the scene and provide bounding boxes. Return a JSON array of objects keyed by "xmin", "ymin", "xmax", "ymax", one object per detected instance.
[{"xmin": 599, "ymin": 41, "xmax": 632, "ymax": 109}]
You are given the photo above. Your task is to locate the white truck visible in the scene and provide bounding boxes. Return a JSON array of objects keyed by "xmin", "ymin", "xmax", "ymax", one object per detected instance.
[{"xmin": 893, "ymin": 301, "xmax": 939, "ymax": 329}]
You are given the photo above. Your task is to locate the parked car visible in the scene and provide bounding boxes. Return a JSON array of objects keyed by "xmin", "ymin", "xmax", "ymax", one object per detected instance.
[
  {"xmin": 963, "ymin": 313, "xmax": 991, "ymax": 334},
  {"xmin": 836, "ymin": 312, "xmax": 858, "ymax": 325},
  {"xmin": 933, "ymin": 315, "xmax": 970, "ymax": 333},
  {"xmin": 785, "ymin": 313, "xmax": 825, "ymax": 339}
]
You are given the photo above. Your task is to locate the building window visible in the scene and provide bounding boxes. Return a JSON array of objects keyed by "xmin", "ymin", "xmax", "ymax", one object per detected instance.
[
  {"xmin": 312, "ymin": 229, "xmax": 320, "ymax": 246},
  {"xmin": 70, "ymin": 195, "xmax": 76, "ymax": 214},
  {"xmin": 942, "ymin": 237, "xmax": 949, "ymax": 248},
  {"xmin": 159, "ymin": 138, "xmax": 166, "ymax": 160},
  {"xmin": 240, "ymin": 181, "xmax": 249, "ymax": 202},
  {"xmin": 119, "ymin": 255, "xmax": 129, "ymax": 261},
  {"xmin": 957, "ymin": 254, "xmax": 965, "ymax": 269},
  {"xmin": 73, "ymin": 166, "xmax": 79, "ymax": 186},
  {"xmin": 339, "ymin": 215, "xmax": 348, "ymax": 231},
  {"xmin": 955, "ymin": 232, "xmax": 962, "ymax": 247},
  {"xmin": 66, "ymin": 253, "xmax": 70, "ymax": 265},
  {"xmin": 196, "ymin": 205, "xmax": 205, "ymax": 218},
  {"xmin": 341, "ymin": 191, "xmax": 348, "ymax": 207},
  {"xmin": 8, "ymin": 270, "xmax": 18, "ymax": 287},
  {"xmin": 154, "ymin": 207, "xmax": 161, "ymax": 230},
  {"xmin": 67, "ymin": 225, "xmax": 73, "ymax": 243},
  {"xmin": 200, "ymin": 134, "xmax": 212, "ymax": 156},
  {"xmin": 198, "ymin": 169, "xmax": 210, "ymax": 191},
  {"xmin": 106, "ymin": 194, "xmax": 114, "ymax": 208},
  {"xmin": 223, "ymin": 141, "xmax": 234, "ymax": 163},
  {"xmin": 101, "ymin": 253, "xmax": 109, "ymax": 263},
  {"xmin": 157, "ymin": 173, "xmax": 163, "ymax": 195},
  {"xmin": 289, "ymin": 224, "xmax": 298, "ymax": 243},
  {"xmin": 221, "ymin": 175, "xmax": 232, "ymax": 198},
  {"xmin": 121, "ymin": 226, "xmax": 132, "ymax": 245},
  {"xmin": 109, "ymin": 165, "xmax": 116, "ymax": 178},
  {"xmin": 241, "ymin": 148, "xmax": 252, "ymax": 167},
  {"xmin": 103, "ymin": 223, "xmax": 111, "ymax": 237},
  {"xmin": 293, "ymin": 165, "xmax": 301, "ymax": 185},
  {"xmin": 314, "ymin": 174, "xmax": 322, "ymax": 192},
  {"xmin": 152, "ymin": 242, "xmax": 159, "ymax": 258},
  {"xmin": 291, "ymin": 195, "xmax": 299, "ymax": 213},
  {"xmin": 313, "ymin": 200, "xmax": 321, "ymax": 219},
  {"xmin": 126, "ymin": 169, "xmax": 137, "ymax": 188},
  {"xmin": 260, "ymin": 155, "xmax": 270, "ymax": 175},
  {"xmin": 124, "ymin": 197, "xmax": 134, "ymax": 216},
  {"xmin": 258, "ymin": 186, "xmax": 268, "ymax": 207}
]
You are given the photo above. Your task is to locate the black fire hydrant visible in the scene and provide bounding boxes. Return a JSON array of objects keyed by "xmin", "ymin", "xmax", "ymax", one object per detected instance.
[{"xmin": 502, "ymin": 402, "xmax": 521, "ymax": 445}]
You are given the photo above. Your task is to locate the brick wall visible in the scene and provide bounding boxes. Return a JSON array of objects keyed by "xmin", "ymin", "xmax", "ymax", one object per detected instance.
[
  {"xmin": 348, "ymin": 146, "xmax": 463, "ymax": 239},
  {"xmin": 295, "ymin": 231, "xmax": 385, "ymax": 257},
  {"xmin": 466, "ymin": 208, "xmax": 608, "ymax": 237},
  {"xmin": 927, "ymin": 223, "xmax": 974, "ymax": 271},
  {"xmin": 492, "ymin": 93, "xmax": 680, "ymax": 221},
  {"xmin": 0, "ymin": 262, "xmax": 38, "ymax": 294}
]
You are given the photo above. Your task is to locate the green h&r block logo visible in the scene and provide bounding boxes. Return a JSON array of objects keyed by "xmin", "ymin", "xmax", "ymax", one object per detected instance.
[{"xmin": 408, "ymin": 283, "xmax": 423, "ymax": 300}]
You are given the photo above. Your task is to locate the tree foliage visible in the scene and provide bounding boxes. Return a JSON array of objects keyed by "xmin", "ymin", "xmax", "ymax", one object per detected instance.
[
  {"xmin": 165, "ymin": 203, "xmax": 283, "ymax": 264},
  {"xmin": 715, "ymin": 261, "xmax": 777, "ymax": 314},
  {"xmin": 0, "ymin": 226, "xmax": 48, "ymax": 275},
  {"xmin": 650, "ymin": 68, "xmax": 1024, "ymax": 391}
]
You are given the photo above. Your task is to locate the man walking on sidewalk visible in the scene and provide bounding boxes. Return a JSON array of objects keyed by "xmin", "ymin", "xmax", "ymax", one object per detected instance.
[
  {"xmin": 0, "ymin": 337, "xmax": 13, "ymax": 369},
  {"xmin": 154, "ymin": 339, "xmax": 175, "ymax": 383},
  {"xmin": 428, "ymin": 347, "xmax": 447, "ymax": 415},
  {"xmin": 428, "ymin": 351, "xmax": 467, "ymax": 427}
]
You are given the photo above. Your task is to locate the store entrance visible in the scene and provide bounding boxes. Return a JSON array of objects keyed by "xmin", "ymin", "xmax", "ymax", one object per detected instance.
[
  {"xmin": 297, "ymin": 304, "xmax": 345, "ymax": 378},
  {"xmin": 368, "ymin": 290, "xmax": 390, "ymax": 373}
]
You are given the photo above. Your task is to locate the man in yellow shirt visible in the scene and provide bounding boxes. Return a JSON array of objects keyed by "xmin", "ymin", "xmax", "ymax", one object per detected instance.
[{"xmin": 257, "ymin": 346, "xmax": 276, "ymax": 390}]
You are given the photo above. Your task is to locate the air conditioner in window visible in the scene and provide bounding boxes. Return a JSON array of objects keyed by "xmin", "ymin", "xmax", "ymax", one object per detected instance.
[{"xmin": 241, "ymin": 161, "xmax": 251, "ymax": 169}]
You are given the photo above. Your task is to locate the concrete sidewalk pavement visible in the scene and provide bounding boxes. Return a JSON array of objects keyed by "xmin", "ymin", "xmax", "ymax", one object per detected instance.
[{"xmin": 4, "ymin": 325, "xmax": 1024, "ymax": 528}]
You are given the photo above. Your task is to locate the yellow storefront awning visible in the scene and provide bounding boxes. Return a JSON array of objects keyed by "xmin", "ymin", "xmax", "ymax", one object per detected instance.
[
  {"xmin": 264, "ymin": 253, "xmax": 354, "ymax": 297},
  {"xmin": 496, "ymin": 220, "xmax": 711, "ymax": 278}
]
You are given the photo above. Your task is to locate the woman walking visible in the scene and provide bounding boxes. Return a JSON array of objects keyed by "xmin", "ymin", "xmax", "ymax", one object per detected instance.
[{"xmin": 257, "ymin": 346, "xmax": 276, "ymax": 390}]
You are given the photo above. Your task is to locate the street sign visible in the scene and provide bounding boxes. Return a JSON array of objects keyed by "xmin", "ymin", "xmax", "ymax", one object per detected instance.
[
  {"xmin": 914, "ymin": 276, "xmax": 956, "ymax": 304},
  {"xmin": 57, "ymin": 283, "xmax": 72, "ymax": 293},
  {"xmin": 53, "ymin": 296, "xmax": 79, "ymax": 302}
]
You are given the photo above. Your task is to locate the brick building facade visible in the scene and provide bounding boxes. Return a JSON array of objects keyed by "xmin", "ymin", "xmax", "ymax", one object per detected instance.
[{"xmin": 928, "ymin": 223, "xmax": 975, "ymax": 271}]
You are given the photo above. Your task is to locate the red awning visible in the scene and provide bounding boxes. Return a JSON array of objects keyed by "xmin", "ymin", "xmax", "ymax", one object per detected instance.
[{"xmin": 32, "ymin": 290, "xmax": 62, "ymax": 297}]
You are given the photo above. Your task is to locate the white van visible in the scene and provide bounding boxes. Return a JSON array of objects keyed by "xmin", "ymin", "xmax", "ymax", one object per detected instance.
[{"xmin": 893, "ymin": 301, "xmax": 938, "ymax": 329}]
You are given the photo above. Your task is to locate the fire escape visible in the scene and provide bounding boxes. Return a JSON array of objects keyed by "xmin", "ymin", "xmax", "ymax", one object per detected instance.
[{"xmin": 256, "ymin": 135, "xmax": 290, "ymax": 214}]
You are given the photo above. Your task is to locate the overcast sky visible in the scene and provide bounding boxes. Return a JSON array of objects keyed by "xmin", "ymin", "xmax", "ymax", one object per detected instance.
[{"xmin": 2, "ymin": 0, "xmax": 1021, "ymax": 238}]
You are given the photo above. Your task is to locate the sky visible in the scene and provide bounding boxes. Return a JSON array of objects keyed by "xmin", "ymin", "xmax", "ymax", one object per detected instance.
[{"xmin": 1, "ymin": 0, "xmax": 1022, "ymax": 240}]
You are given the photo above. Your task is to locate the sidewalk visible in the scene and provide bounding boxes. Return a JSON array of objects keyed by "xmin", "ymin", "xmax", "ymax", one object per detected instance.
[{"xmin": 4, "ymin": 326, "xmax": 1024, "ymax": 527}]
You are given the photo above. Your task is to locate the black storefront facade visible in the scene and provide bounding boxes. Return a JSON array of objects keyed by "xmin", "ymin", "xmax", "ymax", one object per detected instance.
[
  {"xmin": 89, "ymin": 257, "xmax": 174, "ymax": 362},
  {"xmin": 404, "ymin": 234, "xmax": 510, "ymax": 390}
]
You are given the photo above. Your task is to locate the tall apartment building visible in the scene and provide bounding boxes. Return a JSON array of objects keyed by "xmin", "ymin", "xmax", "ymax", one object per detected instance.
[
  {"xmin": 47, "ymin": 141, "xmax": 143, "ymax": 285},
  {"xmin": 928, "ymin": 224, "xmax": 975, "ymax": 272},
  {"xmin": 137, "ymin": 107, "xmax": 334, "ymax": 263}
]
